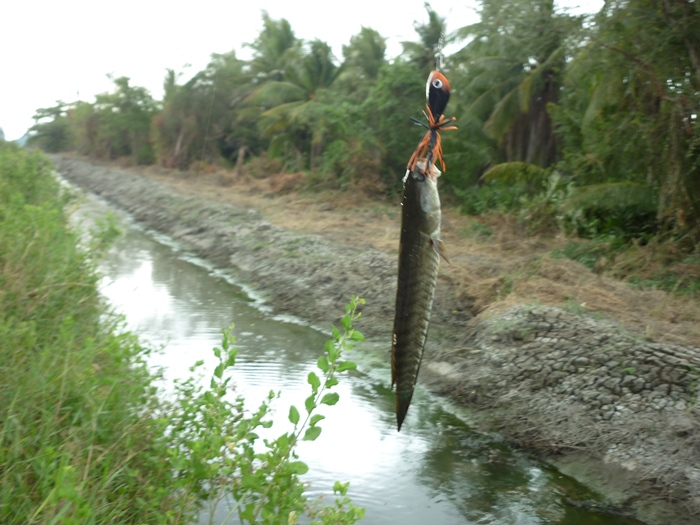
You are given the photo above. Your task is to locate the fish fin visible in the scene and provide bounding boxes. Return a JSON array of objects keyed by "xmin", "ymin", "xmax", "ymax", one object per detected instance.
[
  {"xmin": 391, "ymin": 332, "xmax": 398, "ymax": 387},
  {"xmin": 432, "ymin": 237, "xmax": 449, "ymax": 263}
]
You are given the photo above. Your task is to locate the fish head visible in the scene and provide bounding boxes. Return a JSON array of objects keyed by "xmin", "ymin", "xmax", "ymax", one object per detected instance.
[
  {"xmin": 415, "ymin": 158, "xmax": 441, "ymax": 183},
  {"xmin": 426, "ymin": 71, "xmax": 451, "ymax": 120}
]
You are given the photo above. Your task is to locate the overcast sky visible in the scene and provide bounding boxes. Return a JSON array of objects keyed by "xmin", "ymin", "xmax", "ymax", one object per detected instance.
[{"xmin": 0, "ymin": 0, "xmax": 601, "ymax": 141}]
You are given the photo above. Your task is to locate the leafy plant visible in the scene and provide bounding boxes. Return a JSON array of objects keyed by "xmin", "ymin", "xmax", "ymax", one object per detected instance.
[{"xmin": 166, "ymin": 297, "xmax": 367, "ymax": 524}]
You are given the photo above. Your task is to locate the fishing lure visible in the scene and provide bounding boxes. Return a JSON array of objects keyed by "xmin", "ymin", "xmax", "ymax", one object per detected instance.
[{"xmin": 406, "ymin": 71, "xmax": 458, "ymax": 173}]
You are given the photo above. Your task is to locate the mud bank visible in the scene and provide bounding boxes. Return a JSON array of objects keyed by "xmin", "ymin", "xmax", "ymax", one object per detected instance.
[{"xmin": 53, "ymin": 156, "xmax": 700, "ymax": 524}]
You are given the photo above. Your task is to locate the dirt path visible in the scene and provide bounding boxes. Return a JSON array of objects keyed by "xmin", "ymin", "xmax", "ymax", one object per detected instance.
[{"xmin": 53, "ymin": 155, "xmax": 700, "ymax": 524}]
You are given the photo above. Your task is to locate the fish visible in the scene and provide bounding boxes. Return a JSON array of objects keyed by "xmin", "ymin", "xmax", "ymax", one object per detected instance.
[
  {"xmin": 392, "ymin": 70, "xmax": 455, "ymax": 431},
  {"xmin": 392, "ymin": 160, "xmax": 448, "ymax": 431}
]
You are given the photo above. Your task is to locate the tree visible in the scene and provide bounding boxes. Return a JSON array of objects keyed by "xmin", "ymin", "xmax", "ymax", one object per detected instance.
[
  {"xmin": 401, "ymin": 3, "xmax": 447, "ymax": 77},
  {"xmin": 73, "ymin": 76, "xmax": 157, "ymax": 164},
  {"xmin": 361, "ymin": 60, "xmax": 426, "ymax": 183},
  {"xmin": 336, "ymin": 27, "xmax": 387, "ymax": 101},
  {"xmin": 250, "ymin": 39, "xmax": 342, "ymax": 170},
  {"xmin": 453, "ymin": 0, "xmax": 581, "ymax": 170},
  {"xmin": 153, "ymin": 51, "xmax": 252, "ymax": 169},
  {"xmin": 246, "ymin": 11, "xmax": 300, "ymax": 82},
  {"xmin": 554, "ymin": 0, "xmax": 700, "ymax": 236},
  {"xmin": 29, "ymin": 102, "xmax": 73, "ymax": 152}
]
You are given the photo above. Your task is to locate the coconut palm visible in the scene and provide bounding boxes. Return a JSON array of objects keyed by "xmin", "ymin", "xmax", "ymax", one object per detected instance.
[
  {"xmin": 454, "ymin": 1, "xmax": 583, "ymax": 170},
  {"xmin": 247, "ymin": 39, "xmax": 342, "ymax": 169}
]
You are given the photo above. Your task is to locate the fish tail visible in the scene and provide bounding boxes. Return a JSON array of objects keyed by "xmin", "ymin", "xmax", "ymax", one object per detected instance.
[{"xmin": 396, "ymin": 390, "xmax": 414, "ymax": 431}]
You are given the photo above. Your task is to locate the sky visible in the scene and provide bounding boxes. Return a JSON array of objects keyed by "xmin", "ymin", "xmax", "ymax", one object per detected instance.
[{"xmin": 0, "ymin": 0, "xmax": 602, "ymax": 141}]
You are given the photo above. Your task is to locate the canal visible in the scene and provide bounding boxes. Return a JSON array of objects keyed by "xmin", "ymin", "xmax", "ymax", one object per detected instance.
[{"xmin": 71, "ymin": 187, "xmax": 645, "ymax": 525}]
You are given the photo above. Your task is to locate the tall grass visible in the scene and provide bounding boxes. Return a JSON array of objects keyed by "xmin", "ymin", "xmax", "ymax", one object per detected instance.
[{"xmin": 0, "ymin": 142, "xmax": 182, "ymax": 523}]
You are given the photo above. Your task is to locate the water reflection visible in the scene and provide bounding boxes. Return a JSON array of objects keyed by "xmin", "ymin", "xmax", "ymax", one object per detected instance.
[{"xmin": 71, "ymin": 191, "xmax": 647, "ymax": 525}]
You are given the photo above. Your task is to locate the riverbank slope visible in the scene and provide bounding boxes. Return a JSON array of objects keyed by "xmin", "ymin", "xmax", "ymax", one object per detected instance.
[{"xmin": 53, "ymin": 155, "xmax": 700, "ymax": 524}]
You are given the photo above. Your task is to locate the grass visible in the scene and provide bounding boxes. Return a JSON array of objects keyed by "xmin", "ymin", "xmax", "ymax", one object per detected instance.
[
  {"xmin": 551, "ymin": 238, "xmax": 700, "ymax": 298},
  {"xmin": 0, "ymin": 142, "xmax": 182, "ymax": 523}
]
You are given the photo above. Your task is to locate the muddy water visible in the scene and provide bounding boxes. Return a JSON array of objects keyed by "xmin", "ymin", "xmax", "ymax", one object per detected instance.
[{"xmin": 72, "ymin": 190, "xmax": 646, "ymax": 525}]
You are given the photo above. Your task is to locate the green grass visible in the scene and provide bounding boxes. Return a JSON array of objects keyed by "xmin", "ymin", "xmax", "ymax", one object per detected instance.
[
  {"xmin": 549, "ymin": 240, "xmax": 618, "ymax": 270},
  {"xmin": 0, "ymin": 142, "xmax": 182, "ymax": 523}
]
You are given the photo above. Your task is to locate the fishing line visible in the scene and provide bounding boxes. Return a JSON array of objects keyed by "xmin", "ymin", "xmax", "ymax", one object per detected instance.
[{"xmin": 435, "ymin": 32, "xmax": 445, "ymax": 72}]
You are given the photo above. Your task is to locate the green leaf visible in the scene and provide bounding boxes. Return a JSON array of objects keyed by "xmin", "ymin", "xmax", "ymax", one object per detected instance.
[
  {"xmin": 349, "ymin": 330, "xmax": 364, "ymax": 341},
  {"xmin": 214, "ymin": 363, "xmax": 224, "ymax": 379},
  {"xmin": 310, "ymin": 414, "xmax": 325, "ymax": 427},
  {"xmin": 288, "ymin": 405, "xmax": 300, "ymax": 425},
  {"xmin": 332, "ymin": 325, "xmax": 340, "ymax": 339},
  {"xmin": 305, "ymin": 395, "xmax": 316, "ymax": 413},
  {"xmin": 336, "ymin": 360, "xmax": 357, "ymax": 372},
  {"xmin": 276, "ymin": 433, "xmax": 290, "ymax": 451},
  {"xmin": 320, "ymin": 392, "xmax": 340, "ymax": 406},
  {"xmin": 241, "ymin": 474, "xmax": 263, "ymax": 491},
  {"xmin": 333, "ymin": 481, "xmax": 349, "ymax": 496},
  {"xmin": 317, "ymin": 355, "xmax": 329, "ymax": 373},
  {"xmin": 307, "ymin": 371, "xmax": 321, "ymax": 392},
  {"xmin": 287, "ymin": 461, "xmax": 309, "ymax": 475},
  {"xmin": 327, "ymin": 343, "xmax": 339, "ymax": 362},
  {"xmin": 341, "ymin": 315, "xmax": 351, "ymax": 331},
  {"xmin": 303, "ymin": 426, "xmax": 322, "ymax": 441},
  {"xmin": 324, "ymin": 339, "xmax": 335, "ymax": 354},
  {"xmin": 325, "ymin": 377, "xmax": 339, "ymax": 388}
]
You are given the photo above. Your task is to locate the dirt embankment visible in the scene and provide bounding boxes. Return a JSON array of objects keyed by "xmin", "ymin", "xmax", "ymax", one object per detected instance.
[{"xmin": 53, "ymin": 155, "xmax": 700, "ymax": 524}]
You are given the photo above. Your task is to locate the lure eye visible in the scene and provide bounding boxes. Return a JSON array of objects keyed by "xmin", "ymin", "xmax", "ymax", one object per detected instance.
[{"xmin": 432, "ymin": 79, "xmax": 443, "ymax": 89}]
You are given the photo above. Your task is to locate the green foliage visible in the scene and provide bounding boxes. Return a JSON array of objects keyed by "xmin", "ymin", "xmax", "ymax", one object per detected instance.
[
  {"xmin": 27, "ymin": 0, "xmax": 700, "ymax": 240},
  {"xmin": 552, "ymin": 0, "xmax": 700, "ymax": 236},
  {"xmin": 401, "ymin": 4, "xmax": 447, "ymax": 76},
  {"xmin": 457, "ymin": 180, "xmax": 526, "ymax": 216},
  {"xmin": 337, "ymin": 27, "xmax": 387, "ymax": 100},
  {"xmin": 154, "ymin": 51, "xmax": 251, "ymax": 169},
  {"xmin": 28, "ymin": 102, "xmax": 74, "ymax": 152},
  {"xmin": 90, "ymin": 76, "xmax": 157, "ymax": 164},
  {"xmin": 0, "ymin": 142, "xmax": 177, "ymax": 523},
  {"xmin": 551, "ymin": 239, "xmax": 624, "ymax": 271},
  {"xmin": 361, "ymin": 60, "xmax": 425, "ymax": 183},
  {"xmin": 481, "ymin": 161, "xmax": 550, "ymax": 193},
  {"xmin": 0, "ymin": 144, "xmax": 364, "ymax": 523},
  {"xmin": 166, "ymin": 297, "xmax": 367, "ymax": 524},
  {"xmin": 560, "ymin": 182, "xmax": 658, "ymax": 238}
]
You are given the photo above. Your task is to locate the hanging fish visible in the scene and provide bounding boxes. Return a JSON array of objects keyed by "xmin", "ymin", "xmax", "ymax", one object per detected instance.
[{"xmin": 392, "ymin": 71, "xmax": 456, "ymax": 431}]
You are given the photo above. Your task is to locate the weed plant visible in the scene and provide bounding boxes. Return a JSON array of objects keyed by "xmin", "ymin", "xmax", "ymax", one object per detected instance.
[{"xmin": 0, "ymin": 143, "xmax": 364, "ymax": 524}]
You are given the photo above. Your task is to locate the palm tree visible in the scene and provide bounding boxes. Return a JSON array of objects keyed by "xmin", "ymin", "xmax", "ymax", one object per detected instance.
[
  {"xmin": 401, "ymin": 4, "xmax": 447, "ymax": 76},
  {"xmin": 454, "ymin": 0, "xmax": 581, "ymax": 170},
  {"xmin": 246, "ymin": 12, "xmax": 299, "ymax": 82},
  {"xmin": 247, "ymin": 39, "xmax": 342, "ymax": 169}
]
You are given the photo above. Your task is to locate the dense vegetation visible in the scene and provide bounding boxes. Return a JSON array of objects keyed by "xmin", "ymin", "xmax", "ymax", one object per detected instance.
[
  {"xmin": 0, "ymin": 141, "xmax": 364, "ymax": 523},
  {"xmin": 29, "ymin": 0, "xmax": 699, "ymax": 247}
]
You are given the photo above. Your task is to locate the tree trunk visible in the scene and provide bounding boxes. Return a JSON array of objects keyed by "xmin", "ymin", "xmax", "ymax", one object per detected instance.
[{"xmin": 235, "ymin": 145, "xmax": 247, "ymax": 178}]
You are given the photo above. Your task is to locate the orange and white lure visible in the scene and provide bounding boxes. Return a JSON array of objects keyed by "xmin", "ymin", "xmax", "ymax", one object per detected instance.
[{"xmin": 406, "ymin": 71, "xmax": 457, "ymax": 173}]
